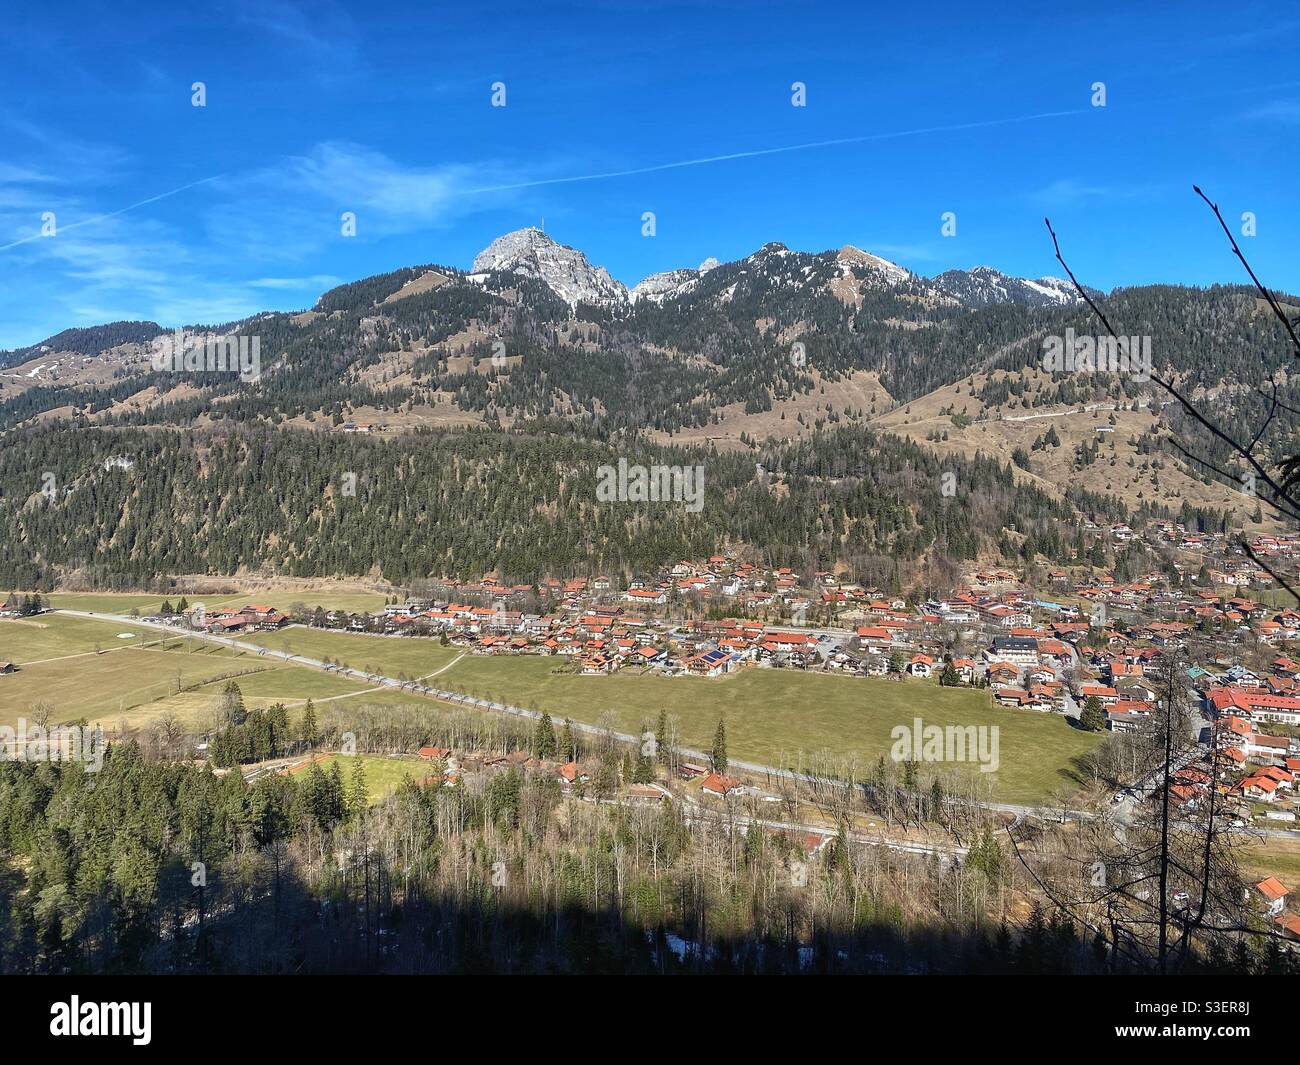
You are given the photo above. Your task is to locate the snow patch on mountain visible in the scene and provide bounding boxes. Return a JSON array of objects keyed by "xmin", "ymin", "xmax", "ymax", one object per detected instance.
[
  {"xmin": 629, "ymin": 255, "xmax": 721, "ymax": 304},
  {"xmin": 836, "ymin": 245, "xmax": 911, "ymax": 286},
  {"xmin": 1019, "ymin": 276, "xmax": 1078, "ymax": 304},
  {"xmin": 471, "ymin": 227, "xmax": 628, "ymax": 307},
  {"xmin": 630, "ymin": 269, "xmax": 698, "ymax": 304},
  {"xmin": 932, "ymin": 266, "xmax": 1081, "ymax": 308}
]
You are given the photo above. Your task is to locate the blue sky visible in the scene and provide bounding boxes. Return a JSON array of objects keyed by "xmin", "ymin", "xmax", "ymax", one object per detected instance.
[{"xmin": 2, "ymin": 0, "xmax": 1298, "ymax": 348}]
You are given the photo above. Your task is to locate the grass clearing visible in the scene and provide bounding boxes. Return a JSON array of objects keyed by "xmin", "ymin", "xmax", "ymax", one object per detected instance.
[
  {"xmin": 265, "ymin": 591, "xmax": 390, "ymax": 614},
  {"xmin": 1240, "ymin": 837, "xmax": 1300, "ymax": 886},
  {"xmin": 5, "ymin": 620, "xmax": 1104, "ymax": 803},
  {"xmin": 429, "ymin": 654, "xmax": 1103, "ymax": 804},
  {"xmin": 46, "ymin": 592, "xmax": 253, "ymax": 614},
  {"xmin": 0, "ymin": 614, "xmax": 276, "ymax": 728},
  {"xmin": 0, "ymin": 613, "xmax": 170, "ymax": 662},
  {"xmin": 243, "ymin": 627, "xmax": 461, "ymax": 679},
  {"xmin": 44, "ymin": 589, "xmax": 392, "ymax": 616},
  {"xmin": 193, "ymin": 665, "xmax": 371, "ymax": 703},
  {"xmin": 290, "ymin": 753, "xmax": 431, "ymax": 803},
  {"xmin": 0, "ymin": 650, "xmax": 265, "ymax": 728}
]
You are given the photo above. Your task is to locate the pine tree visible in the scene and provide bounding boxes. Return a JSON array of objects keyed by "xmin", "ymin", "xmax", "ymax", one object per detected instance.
[
  {"xmin": 711, "ymin": 718, "xmax": 727, "ymax": 775},
  {"xmin": 1080, "ymin": 695, "xmax": 1106, "ymax": 732},
  {"xmin": 534, "ymin": 712, "xmax": 557, "ymax": 760},
  {"xmin": 304, "ymin": 761, "xmax": 333, "ymax": 830},
  {"xmin": 267, "ymin": 702, "xmax": 289, "ymax": 757},
  {"xmin": 560, "ymin": 719, "xmax": 577, "ymax": 763},
  {"xmin": 346, "ymin": 758, "xmax": 368, "ymax": 818},
  {"xmin": 830, "ymin": 819, "xmax": 851, "ymax": 875},
  {"xmin": 327, "ymin": 760, "xmax": 347, "ymax": 824},
  {"xmin": 218, "ymin": 681, "xmax": 246, "ymax": 728},
  {"xmin": 300, "ymin": 699, "xmax": 319, "ymax": 750}
]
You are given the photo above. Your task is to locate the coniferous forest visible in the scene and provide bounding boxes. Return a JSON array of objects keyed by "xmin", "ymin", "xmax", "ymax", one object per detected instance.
[
  {"xmin": 6, "ymin": 728, "xmax": 1289, "ymax": 976},
  {"xmin": 0, "ymin": 421, "xmax": 1116, "ymax": 590}
]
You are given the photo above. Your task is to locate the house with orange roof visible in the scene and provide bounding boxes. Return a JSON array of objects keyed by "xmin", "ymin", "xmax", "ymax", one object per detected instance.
[
  {"xmin": 1246, "ymin": 734, "xmax": 1293, "ymax": 766},
  {"xmin": 700, "ymin": 772, "xmax": 743, "ymax": 798},
  {"xmin": 1079, "ymin": 683, "xmax": 1119, "ymax": 707},
  {"xmin": 558, "ymin": 761, "xmax": 590, "ymax": 787},
  {"xmin": 987, "ymin": 662, "xmax": 1021, "ymax": 688},
  {"xmin": 1258, "ymin": 766, "xmax": 1295, "ymax": 790},
  {"xmin": 1241, "ymin": 775, "xmax": 1280, "ymax": 802},
  {"xmin": 1275, "ymin": 911, "xmax": 1300, "ymax": 941},
  {"xmin": 1026, "ymin": 683, "xmax": 1063, "ymax": 712},
  {"xmin": 1254, "ymin": 877, "xmax": 1290, "ymax": 915}
]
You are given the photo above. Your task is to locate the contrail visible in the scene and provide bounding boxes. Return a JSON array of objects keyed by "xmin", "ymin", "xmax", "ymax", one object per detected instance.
[
  {"xmin": 462, "ymin": 108, "xmax": 1088, "ymax": 195},
  {"xmin": 0, "ymin": 174, "xmax": 226, "ymax": 252},
  {"xmin": 4, "ymin": 81, "xmax": 1298, "ymax": 252},
  {"xmin": 0, "ymin": 108, "xmax": 1084, "ymax": 254}
]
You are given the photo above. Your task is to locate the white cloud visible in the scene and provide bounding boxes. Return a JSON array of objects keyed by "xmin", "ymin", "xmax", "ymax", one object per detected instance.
[
  {"xmin": 1244, "ymin": 99, "xmax": 1300, "ymax": 124},
  {"xmin": 248, "ymin": 274, "xmax": 344, "ymax": 290},
  {"xmin": 230, "ymin": 0, "xmax": 362, "ymax": 73},
  {"xmin": 1033, "ymin": 179, "xmax": 1117, "ymax": 208}
]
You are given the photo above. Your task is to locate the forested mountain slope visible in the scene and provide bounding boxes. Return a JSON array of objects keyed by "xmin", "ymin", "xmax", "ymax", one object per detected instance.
[{"xmin": 1, "ymin": 229, "xmax": 1293, "ymax": 583}]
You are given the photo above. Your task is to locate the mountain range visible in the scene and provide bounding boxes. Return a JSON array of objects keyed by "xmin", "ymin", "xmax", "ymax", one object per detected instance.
[
  {"xmin": 466, "ymin": 226, "xmax": 1082, "ymax": 310},
  {"xmin": 4, "ymin": 225, "xmax": 1086, "ymax": 369},
  {"xmin": 1, "ymin": 225, "xmax": 1296, "ymax": 562}
]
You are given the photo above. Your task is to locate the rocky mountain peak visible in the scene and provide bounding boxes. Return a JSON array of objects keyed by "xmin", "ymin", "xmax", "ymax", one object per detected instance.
[{"xmin": 471, "ymin": 227, "xmax": 628, "ymax": 307}]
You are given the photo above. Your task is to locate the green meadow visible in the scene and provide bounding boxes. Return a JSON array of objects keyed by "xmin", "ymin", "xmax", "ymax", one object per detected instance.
[{"xmin": 6, "ymin": 616, "xmax": 1103, "ymax": 803}]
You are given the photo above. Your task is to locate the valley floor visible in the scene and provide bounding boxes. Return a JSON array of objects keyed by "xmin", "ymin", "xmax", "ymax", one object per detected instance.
[{"xmin": 0, "ymin": 605, "xmax": 1103, "ymax": 805}]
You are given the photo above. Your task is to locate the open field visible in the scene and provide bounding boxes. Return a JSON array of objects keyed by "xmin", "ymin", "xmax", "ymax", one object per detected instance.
[
  {"xmin": 45, "ymin": 592, "xmax": 257, "ymax": 615},
  {"xmin": 1240, "ymin": 838, "xmax": 1300, "ymax": 886},
  {"xmin": 286, "ymin": 753, "xmax": 431, "ymax": 803},
  {"xmin": 1252, "ymin": 587, "xmax": 1300, "ymax": 610},
  {"xmin": 197, "ymin": 665, "xmax": 371, "ymax": 703},
  {"xmin": 6, "ymin": 618, "xmax": 1104, "ymax": 803},
  {"xmin": 228, "ymin": 590, "xmax": 390, "ymax": 614},
  {"xmin": 0, "ymin": 614, "xmax": 380, "ymax": 730},
  {"xmin": 243, "ymin": 627, "xmax": 462, "ymax": 679},
  {"xmin": 106, "ymin": 667, "xmax": 374, "ymax": 731},
  {"xmin": 431, "ymin": 654, "xmax": 1102, "ymax": 804},
  {"xmin": 0, "ymin": 615, "xmax": 266, "ymax": 727},
  {"xmin": 0, "ymin": 613, "xmax": 173, "ymax": 662}
]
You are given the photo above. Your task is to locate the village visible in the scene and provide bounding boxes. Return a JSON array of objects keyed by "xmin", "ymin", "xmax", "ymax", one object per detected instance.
[
  {"xmin": 12, "ymin": 519, "xmax": 1300, "ymax": 948},
  {"xmin": 7, "ymin": 522, "xmax": 1300, "ymax": 972},
  {"xmin": 96, "ymin": 519, "xmax": 1299, "ymax": 795},
  {"xmin": 100, "ymin": 520, "xmax": 1292, "ymax": 709}
]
